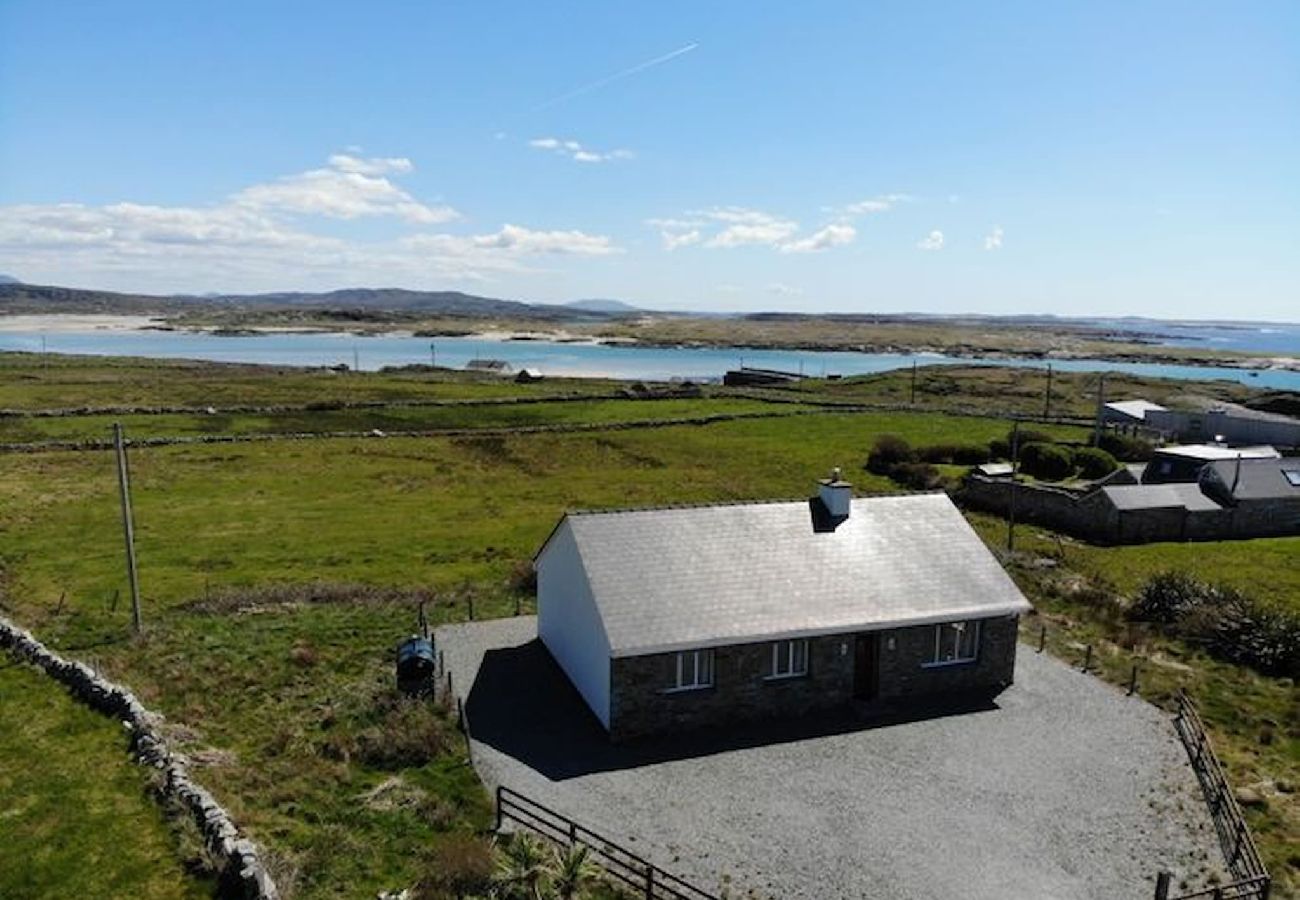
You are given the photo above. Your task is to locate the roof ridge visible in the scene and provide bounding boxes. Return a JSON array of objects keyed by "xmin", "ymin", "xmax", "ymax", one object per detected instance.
[{"xmin": 565, "ymin": 489, "xmax": 948, "ymax": 517}]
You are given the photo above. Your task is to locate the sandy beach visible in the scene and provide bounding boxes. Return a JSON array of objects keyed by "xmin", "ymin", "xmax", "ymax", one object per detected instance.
[{"xmin": 0, "ymin": 314, "xmax": 164, "ymax": 333}]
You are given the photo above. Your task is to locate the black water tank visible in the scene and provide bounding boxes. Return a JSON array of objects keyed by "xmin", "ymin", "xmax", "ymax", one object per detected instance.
[{"xmin": 396, "ymin": 635, "xmax": 435, "ymax": 693}]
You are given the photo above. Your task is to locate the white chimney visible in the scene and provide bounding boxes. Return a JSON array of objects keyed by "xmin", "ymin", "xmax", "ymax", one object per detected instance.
[{"xmin": 819, "ymin": 467, "xmax": 852, "ymax": 519}]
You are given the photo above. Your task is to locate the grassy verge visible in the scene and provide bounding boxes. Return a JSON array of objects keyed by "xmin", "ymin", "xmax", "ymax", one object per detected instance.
[{"xmin": 0, "ymin": 660, "xmax": 211, "ymax": 899}]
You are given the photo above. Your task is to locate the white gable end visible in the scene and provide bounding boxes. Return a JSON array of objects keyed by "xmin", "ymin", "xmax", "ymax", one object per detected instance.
[{"xmin": 536, "ymin": 520, "xmax": 612, "ymax": 728}]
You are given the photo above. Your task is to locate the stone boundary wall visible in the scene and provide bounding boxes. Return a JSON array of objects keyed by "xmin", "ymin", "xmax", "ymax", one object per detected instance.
[
  {"xmin": 0, "ymin": 407, "xmax": 827, "ymax": 454},
  {"xmin": 0, "ymin": 615, "xmax": 280, "ymax": 900}
]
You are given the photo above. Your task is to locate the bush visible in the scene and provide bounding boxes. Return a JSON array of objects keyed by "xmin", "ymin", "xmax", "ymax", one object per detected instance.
[
  {"xmin": 988, "ymin": 438, "xmax": 1010, "ymax": 461},
  {"xmin": 1019, "ymin": 442, "xmax": 1074, "ymax": 480},
  {"xmin": 414, "ymin": 834, "xmax": 495, "ymax": 900},
  {"xmin": 890, "ymin": 461, "xmax": 945, "ymax": 491},
  {"xmin": 1129, "ymin": 571, "xmax": 1212, "ymax": 623},
  {"xmin": 350, "ymin": 695, "xmax": 448, "ymax": 770},
  {"xmin": 865, "ymin": 434, "xmax": 915, "ymax": 475},
  {"xmin": 1073, "ymin": 446, "xmax": 1119, "ymax": 479},
  {"xmin": 950, "ymin": 443, "xmax": 992, "ymax": 465},
  {"xmin": 917, "ymin": 443, "xmax": 989, "ymax": 465},
  {"xmin": 1098, "ymin": 431, "xmax": 1155, "ymax": 462},
  {"xmin": 1128, "ymin": 572, "xmax": 1300, "ymax": 678}
]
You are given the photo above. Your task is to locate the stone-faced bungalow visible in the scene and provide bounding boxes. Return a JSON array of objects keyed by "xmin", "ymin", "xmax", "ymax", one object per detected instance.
[{"xmin": 534, "ymin": 475, "xmax": 1032, "ymax": 741}]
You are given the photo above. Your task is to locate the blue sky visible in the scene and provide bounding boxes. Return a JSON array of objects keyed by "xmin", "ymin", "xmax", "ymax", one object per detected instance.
[{"xmin": 1, "ymin": 1, "xmax": 1296, "ymax": 320}]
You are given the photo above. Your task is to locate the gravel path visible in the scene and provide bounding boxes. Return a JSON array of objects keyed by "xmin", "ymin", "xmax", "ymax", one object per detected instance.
[{"xmin": 439, "ymin": 617, "xmax": 1224, "ymax": 900}]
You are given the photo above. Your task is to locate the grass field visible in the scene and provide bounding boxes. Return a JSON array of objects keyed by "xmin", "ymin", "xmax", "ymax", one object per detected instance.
[
  {"xmin": 0, "ymin": 660, "xmax": 210, "ymax": 899},
  {"xmin": 0, "ymin": 352, "xmax": 1295, "ymax": 897}
]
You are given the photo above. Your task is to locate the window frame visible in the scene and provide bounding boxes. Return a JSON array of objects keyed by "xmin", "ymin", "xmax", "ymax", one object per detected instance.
[
  {"xmin": 663, "ymin": 648, "xmax": 715, "ymax": 692},
  {"xmin": 766, "ymin": 638, "xmax": 810, "ymax": 681},
  {"xmin": 922, "ymin": 620, "xmax": 981, "ymax": 668}
]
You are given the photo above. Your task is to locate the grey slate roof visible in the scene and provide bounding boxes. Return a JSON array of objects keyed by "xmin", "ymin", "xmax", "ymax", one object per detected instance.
[
  {"xmin": 551, "ymin": 493, "xmax": 1032, "ymax": 657},
  {"xmin": 1203, "ymin": 458, "xmax": 1300, "ymax": 501},
  {"xmin": 1100, "ymin": 483, "xmax": 1223, "ymax": 513},
  {"xmin": 1104, "ymin": 399, "xmax": 1166, "ymax": 420}
]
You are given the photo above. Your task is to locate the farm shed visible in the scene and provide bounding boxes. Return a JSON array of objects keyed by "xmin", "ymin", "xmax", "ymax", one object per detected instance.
[{"xmin": 534, "ymin": 476, "xmax": 1032, "ymax": 740}]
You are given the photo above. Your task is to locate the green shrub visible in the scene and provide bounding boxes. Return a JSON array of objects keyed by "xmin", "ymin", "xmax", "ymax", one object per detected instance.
[
  {"xmin": 1099, "ymin": 431, "xmax": 1155, "ymax": 462},
  {"xmin": 1073, "ymin": 446, "xmax": 1120, "ymax": 479},
  {"xmin": 866, "ymin": 434, "xmax": 915, "ymax": 475},
  {"xmin": 1019, "ymin": 442, "xmax": 1074, "ymax": 480},
  {"xmin": 890, "ymin": 461, "xmax": 945, "ymax": 491},
  {"xmin": 1129, "ymin": 571, "xmax": 1213, "ymax": 623},
  {"xmin": 1128, "ymin": 572, "xmax": 1300, "ymax": 678},
  {"xmin": 917, "ymin": 443, "xmax": 991, "ymax": 465}
]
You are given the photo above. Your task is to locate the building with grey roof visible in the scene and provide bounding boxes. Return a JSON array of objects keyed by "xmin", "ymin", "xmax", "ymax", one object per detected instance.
[{"xmin": 535, "ymin": 475, "xmax": 1031, "ymax": 740}]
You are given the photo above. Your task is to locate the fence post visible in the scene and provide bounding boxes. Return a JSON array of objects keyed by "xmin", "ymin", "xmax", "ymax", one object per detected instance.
[
  {"xmin": 645, "ymin": 865, "xmax": 654, "ymax": 900},
  {"xmin": 568, "ymin": 819, "xmax": 577, "ymax": 846},
  {"xmin": 1082, "ymin": 644, "xmax": 1092, "ymax": 673},
  {"xmin": 495, "ymin": 785, "xmax": 503, "ymax": 831},
  {"xmin": 1037, "ymin": 625, "xmax": 1046, "ymax": 653},
  {"xmin": 1128, "ymin": 663, "xmax": 1139, "ymax": 696},
  {"xmin": 1154, "ymin": 871, "xmax": 1171, "ymax": 900}
]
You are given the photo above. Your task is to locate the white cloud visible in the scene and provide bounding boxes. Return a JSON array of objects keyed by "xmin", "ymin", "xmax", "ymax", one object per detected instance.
[
  {"xmin": 0, "ymin": 154, "xmax": 620, "ymax": 291},
  {"xmin": 835, "ymin": 193, "xmax": 910, "ymax": 218},
  {"xmin": 984, "ymin": 225, "xmax": 1004, "ymax": 251},
  {"xmin": 234, "ymin": 154, "xmax": 457, "ymax": 224},
  {"xmin": 781, "ymin": 223, "xmax": 856, "ymax": 254},
  {"xmin": 651, "ymin": 206, "xmax": 860, "ymax": 253},
  {"xmin": 696, "ymin": 207, "xmax": 799, "ymax": 249},
  {"xmin": 327, "ymin": 153, "xmax": 414, "ymax": 176},
  {"xmin": 529, "ymin": 136, "xmax": 633, "ymax": 163},
  {"xmin": 661, "ymin": 229, "xmax": 702, "ymax": 251},
  {"xmin": 917, "ymin": 230, "xmax": 944, "ymax": 251}
]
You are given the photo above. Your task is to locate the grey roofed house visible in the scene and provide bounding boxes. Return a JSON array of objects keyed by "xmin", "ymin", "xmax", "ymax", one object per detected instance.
[
  {"xmin": 535, "ymin": 478, "xmax": 1032, "ymax": 740},
  {"xmin": 1102, "ymin": 399, "xmax": 1167, "ymax": 423},
  {"xmin": 1100, "ymin": 483, "xmax": 1224, "ymax": 513},
  {"xmin": 1200, "ymin": 457, "xmax": 1300, "ymax": 503},
  {"xmin": 465, "ymin": 358, "xmax": 512, "ymax": 373}
]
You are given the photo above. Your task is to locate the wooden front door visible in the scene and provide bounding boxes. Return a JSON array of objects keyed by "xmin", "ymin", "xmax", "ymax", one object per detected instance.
[{"xmin": 854, "ymin": 634, "xmax": 879, "ymax": 701}]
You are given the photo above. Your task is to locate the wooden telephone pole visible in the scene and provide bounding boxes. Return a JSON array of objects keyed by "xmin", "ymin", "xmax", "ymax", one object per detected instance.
[
  {"xmin": 1007, "ymin": 420, "xmax": 1020, "ymax": 553},
  {"xmin": 910, "ymin": 360, "xmax": 918, "ymax": 405},
  {"xmin": 1043, "ymin": 364, "xmax": 1053, "ymax": 419},
  {"xmin": 1092, "ymin": 372, "xmax": 1108, "ymax": 446},
  {"xmin": 112, "ymin": 423, "xmax": 143, "ymax": 634}
]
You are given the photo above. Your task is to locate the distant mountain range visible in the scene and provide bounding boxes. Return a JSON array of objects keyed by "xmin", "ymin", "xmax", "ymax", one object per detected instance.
[
  {"xmin": 0, "ymin": 282, "xmax": 644, "ymax": 320},
  {"xmin": 0, "ymin": 274, "xmax": 21, "ymax": 285}
]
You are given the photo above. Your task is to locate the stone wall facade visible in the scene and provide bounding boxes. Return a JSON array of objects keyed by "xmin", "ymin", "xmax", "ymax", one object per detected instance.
[
  {"xmin": 960, "ymin": 474, "xmax": 1300, "ymax": 544},
  {"xmin": 607, "ymin": 615, "xmax": 1019, "ymax": 741}
]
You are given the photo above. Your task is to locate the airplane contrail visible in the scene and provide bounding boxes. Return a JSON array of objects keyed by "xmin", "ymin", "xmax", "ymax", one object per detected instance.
[{"xmin": 532, "ymin": 42, "xmax": 699, "ymax": 111}]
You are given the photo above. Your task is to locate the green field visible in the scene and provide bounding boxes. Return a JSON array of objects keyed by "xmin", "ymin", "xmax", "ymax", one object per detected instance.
[
  {"xmin": 0, "ymin": 352, "xmax": 1295, "ymax": 897},
  {"xmin": 0, "ymin": 661, "xmax": 211, "ymax": 899}
]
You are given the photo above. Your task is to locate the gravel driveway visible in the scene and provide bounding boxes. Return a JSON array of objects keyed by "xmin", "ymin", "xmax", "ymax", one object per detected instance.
[{"xmin": 438, "ymin": 617, "xmax": 1224, "ymax": 900}]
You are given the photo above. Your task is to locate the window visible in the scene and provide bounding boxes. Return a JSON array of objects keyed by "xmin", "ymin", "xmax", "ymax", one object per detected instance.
[
  {"xmin": 768, "ymin": 639, "xmax": 809, "ymax": 679},
  {"xmin": 1283, "ymin": 469, "xmax": 1300, "ymax": 488},
  {"xmin": 926, "ymin": 620, "xmax": 980, "ymax": 666},
  {"xmin": 667, "ymin": 649, "xmax": 714, "ymax": 691}
]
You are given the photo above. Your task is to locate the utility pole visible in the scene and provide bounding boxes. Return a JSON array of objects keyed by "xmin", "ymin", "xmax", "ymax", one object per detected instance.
[
  {"xmin": 112, "ymin": 423, "xmax": 143, "ymax": 634},
  {"xmin": 430, "ymin": 342, "xmax": 436, "ymax": 368},
  {"xmin": 910, "ymin": 359, "xmax": 918, "ymax": 405},
  {"xmin": 353, "ymin": 345, "xmax": 360, "ymax": 373},
  {"xmin": 1007, "ymin": 420, "xmax": 1020, "ymax": 553},
  {"xmin": 1092, "ymin": 372, "xmax": 1108, "ymax": 446},
  {"xmin": 1043, "ymin": 364, "xmax": 1053, "ymax": 419}
]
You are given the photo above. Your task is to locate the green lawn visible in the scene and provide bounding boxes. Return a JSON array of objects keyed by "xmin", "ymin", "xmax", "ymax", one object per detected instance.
[{"xmin": 0, "ymin": 661, "xmax": 210, "ymax": 899}]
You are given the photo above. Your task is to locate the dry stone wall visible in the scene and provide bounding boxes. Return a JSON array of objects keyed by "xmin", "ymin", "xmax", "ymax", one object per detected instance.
[{"xmin": 0, "ymin": 615, "xmax": 279, "ymax": 900}]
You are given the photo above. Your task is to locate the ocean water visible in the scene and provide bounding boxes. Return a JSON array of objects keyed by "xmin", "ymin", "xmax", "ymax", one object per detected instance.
[{"xmin": 1, "ymin": 324, "xmax": 1297, "ymax": 390}]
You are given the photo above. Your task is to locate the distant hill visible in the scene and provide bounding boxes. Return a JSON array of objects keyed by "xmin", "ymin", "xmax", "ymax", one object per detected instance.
[
  {"xmin": 564, "ymin": 298, "xmax": 641, "ymax": 314},
  {"xmin": 0, "ymin": 282, "xmax": 624, "ymax": 320},
  {"xmin": 0, "ymin": 274, "xmax": 21, "ymax": 285}
]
